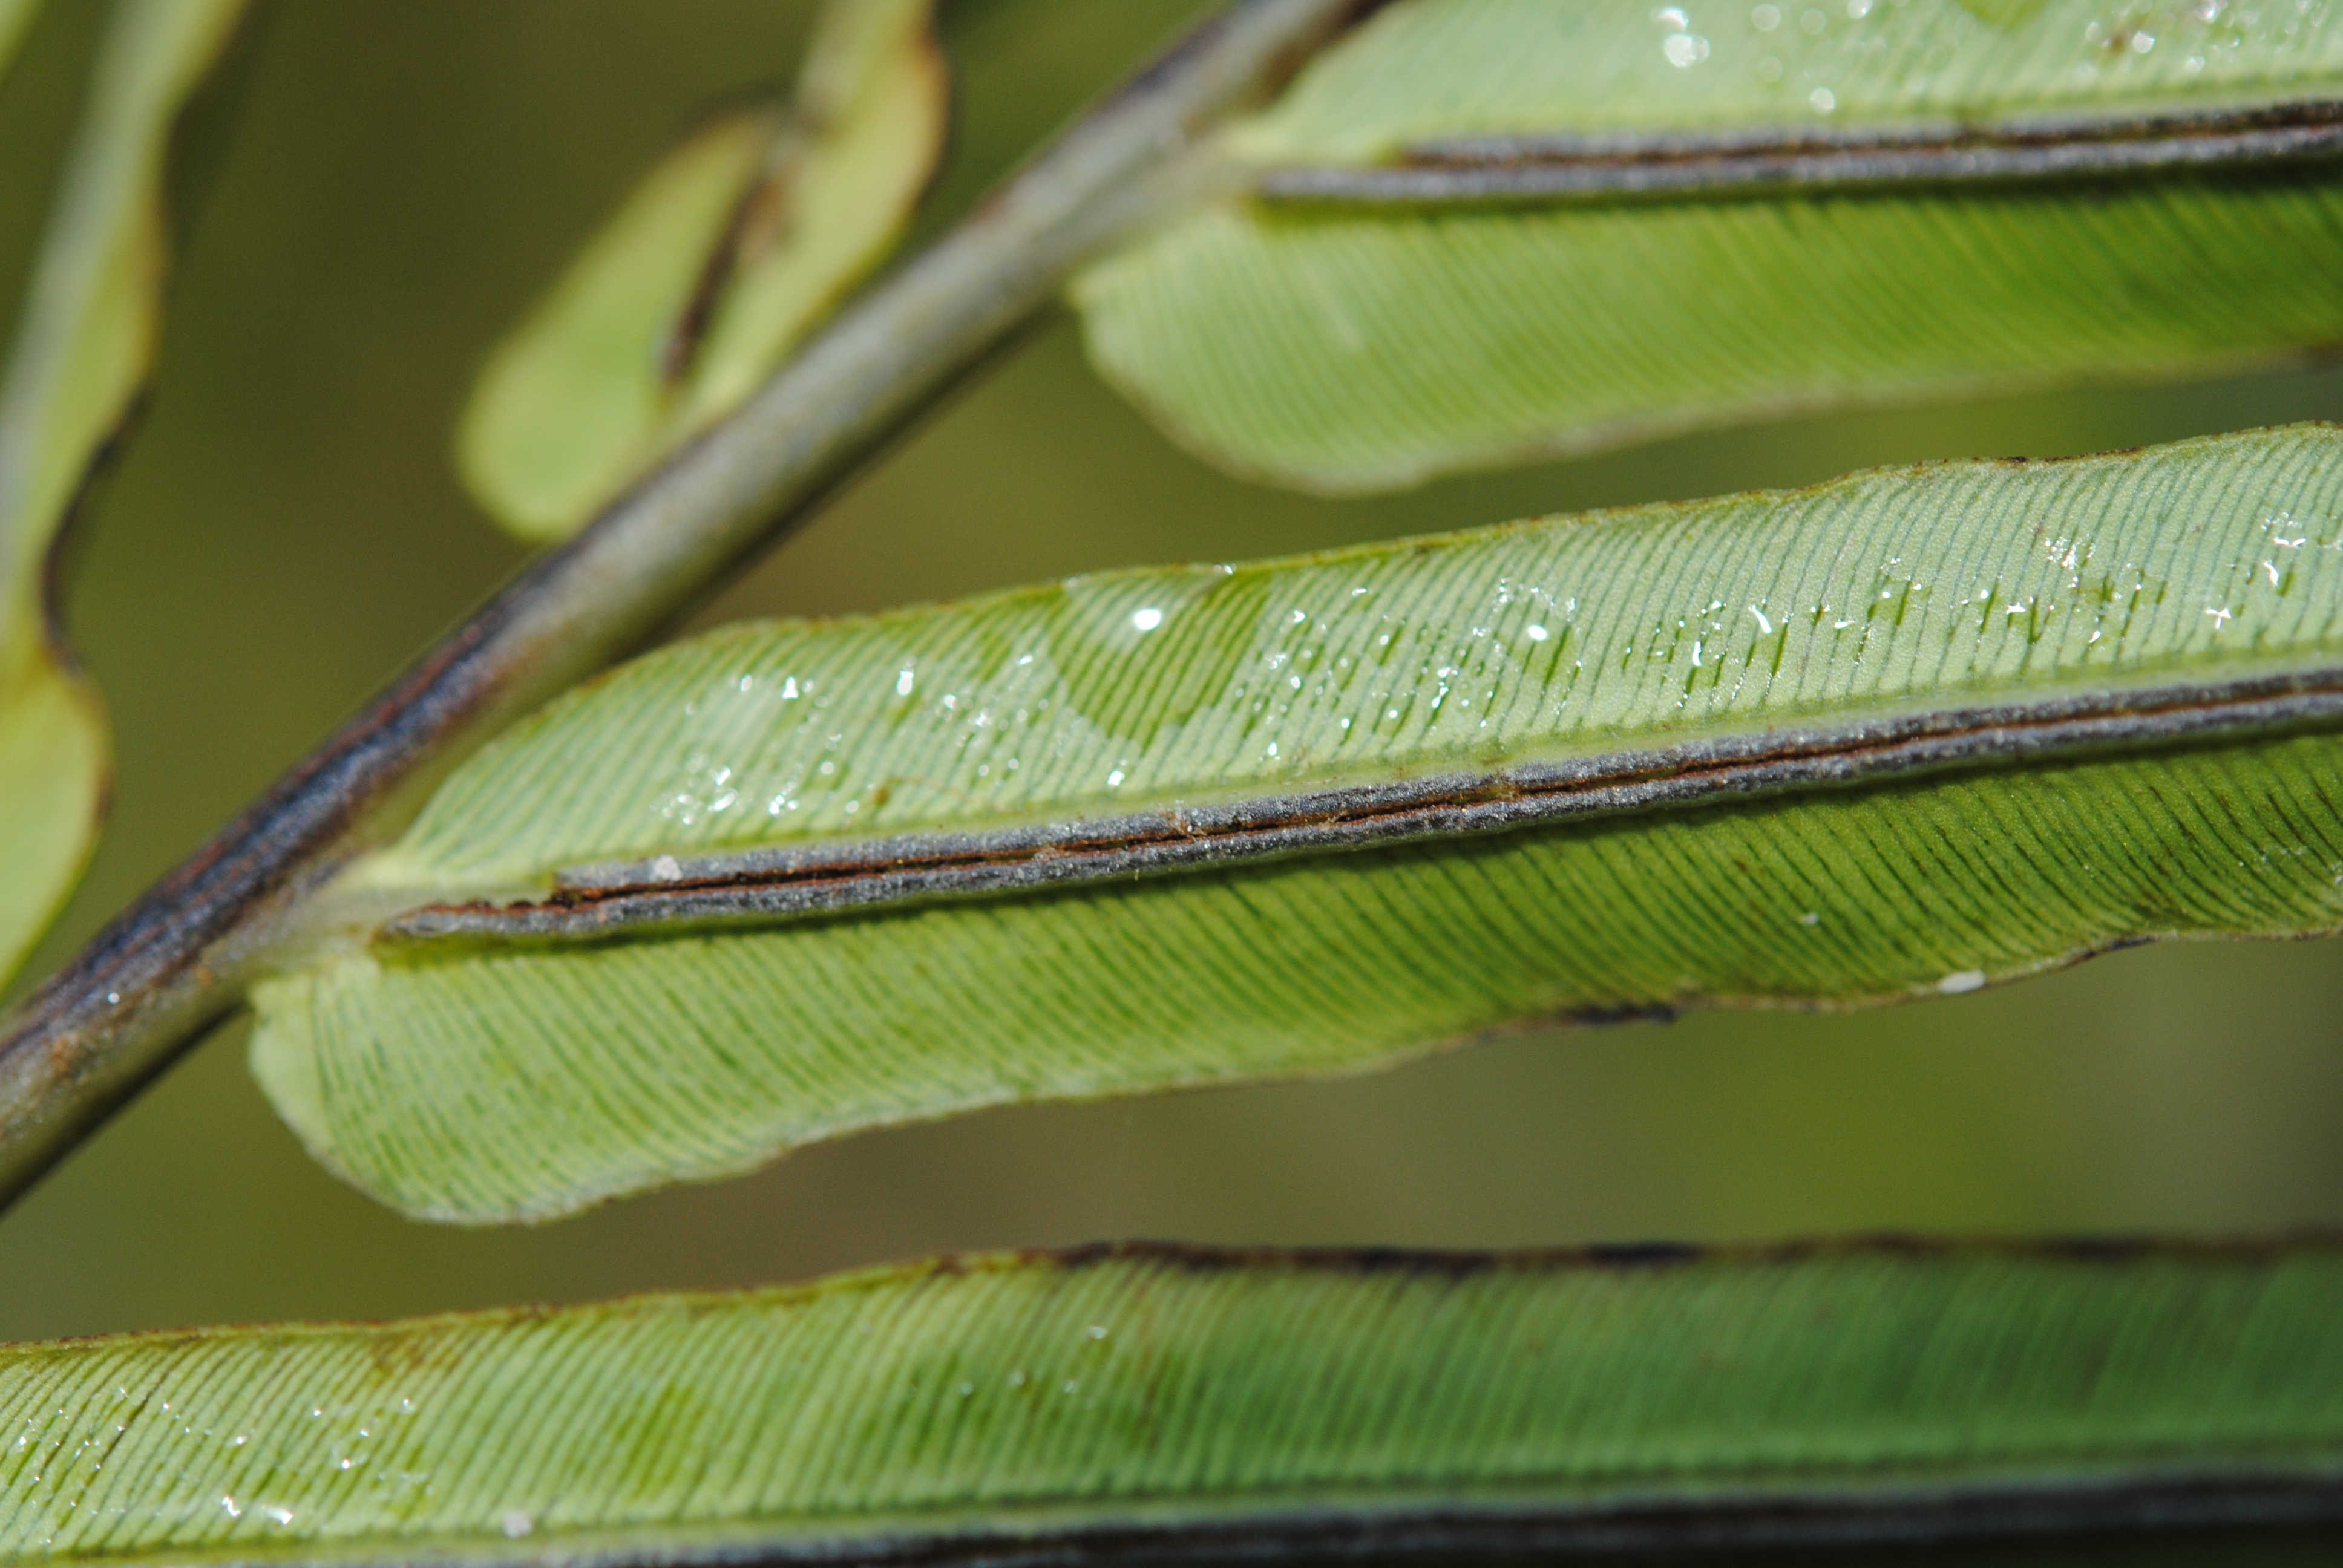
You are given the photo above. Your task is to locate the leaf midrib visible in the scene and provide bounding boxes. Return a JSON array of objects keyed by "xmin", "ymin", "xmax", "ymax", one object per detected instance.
[
  {"xmin": 375, "ymin": 659, "xmax": 2343, "ymax": 947},
  {"xmin": 1250, "ymin": 95, "xmax": 2343, "ymax": 203}
]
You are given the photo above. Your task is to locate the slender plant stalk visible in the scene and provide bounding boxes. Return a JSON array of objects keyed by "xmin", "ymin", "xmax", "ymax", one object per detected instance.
[{"xmin": 0, "ymin": 0, "xmax": 1381, "ymax": 1212}]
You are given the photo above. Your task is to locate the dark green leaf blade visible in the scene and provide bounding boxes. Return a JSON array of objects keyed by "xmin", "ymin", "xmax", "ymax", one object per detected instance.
[
  {"xmin": 1070, "ymin": 0, "xmax": 2343, "ymax": 492},
  {"xmin": 252, "ymin": 425, "xmax": 2343, "ymax": 1221},
  {"xmin": 5, "ymin": 1241, "xmax": 2342, "ymax": 1565}
]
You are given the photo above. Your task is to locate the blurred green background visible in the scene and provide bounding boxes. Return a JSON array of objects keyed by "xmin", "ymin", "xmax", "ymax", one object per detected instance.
[{"xmin": 1, "ymin": 0, "xmax": 2339, "ymax": 1344}]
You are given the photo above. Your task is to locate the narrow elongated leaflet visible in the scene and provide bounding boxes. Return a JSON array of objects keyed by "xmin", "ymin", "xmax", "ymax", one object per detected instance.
[
  {"xmin": 254, "ymin": 425, "xmax": 2343, "ymax": 1222},
  {"xmin": 1073, "ymin": 0, "xmax": 2343, "ymax": 492},
  {"xmin": 0, "ymin": 0, "xmax": 252, "ymax": 988},
  {"xmin": 4, "ymin": 1241, "xmax": 2342, "ymax": 1566},
  {"xmin": 456, "ymin": 0, "xmax": 948, "ymax": 540}
]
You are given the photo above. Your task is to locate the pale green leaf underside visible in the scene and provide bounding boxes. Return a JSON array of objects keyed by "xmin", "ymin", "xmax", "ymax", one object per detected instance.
[
  {"xmin": 5, "ymin": 1243, "xmax": 2342, "ymax": 1566},
  {"xmin": 0, "ymin": 0, "xmax": 249, "ymax": 985},
  {"xmin": 1075, "ymin": 184, "xmax": 2343, "ymax": 494},
  {"xmin": 256, "ymin": 426, "xmax": 2343, "ymax": 1221},
  {"xmin": 364, "ymin": 425, "xmax": 2343, "ymax": 890},
  {"xmin": 1072, "ymin": 0, "xmax": 2343, "ymax": 492},
  {"xmin": 456, "ymin": 0, "xmax": 946, "ymax": 541}
]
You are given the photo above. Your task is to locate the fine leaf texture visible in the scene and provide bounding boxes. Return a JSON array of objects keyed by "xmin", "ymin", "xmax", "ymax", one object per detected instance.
[
  {"xmin": 1071, "ymin": 0, "xmax": 2343, "ymax": 492},
  {"xmin": 254, "ymin": 425, "xmax": 2343, "ymax": 1222},
  {"xmin": 456, "ymin": 0, "xmax": 947, "ymax": 541},
  {"xmin": 4, "ymin": 1241, "xmax": 2342, "ymax": 1566},
  {"xmin": 0, "ymin": 0, "xmax": 251, "ymax": 987}
]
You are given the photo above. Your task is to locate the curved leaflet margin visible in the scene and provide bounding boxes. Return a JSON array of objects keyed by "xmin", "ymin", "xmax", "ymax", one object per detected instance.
[
  {"xmin": 454, "ymin": 0, "xmax": 949, "ymax": 541},
  {"xmin": 1071, "ymin": 0, "xmax": 2343, "ymax": 492},
  {"xmin": 251, "ymin": 425, "xmax": 2343, "ymax": 1221},
  {"xmin": 0, "ymin": 0, "xmax": 255, "ymax": 987}
]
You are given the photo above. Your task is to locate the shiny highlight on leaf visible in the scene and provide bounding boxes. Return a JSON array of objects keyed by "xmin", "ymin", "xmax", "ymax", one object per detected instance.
[{"xmin": 252, "ymin": 426, "xmax": 2343, "ymax": 1221}]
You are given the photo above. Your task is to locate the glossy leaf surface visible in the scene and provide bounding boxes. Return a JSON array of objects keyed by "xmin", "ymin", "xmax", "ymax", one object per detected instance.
[
  {"xmin": 1073, "ymin": 0, "xmax": 2343, "ymax": 491},
  {"xmin": 254, "ymin": 425, "xmax": 2343, "ymax": 1221},
  {"xmin": 456, "ymin": 0, "xmax": 947, "ymax": 540},
  {"xmin": 5, "ymin": 1241, "xmax": 2342, "ymax": 1565},
  {"xmin": 0, "ymin": 0, "xmax": 251, "ymax": 985}
]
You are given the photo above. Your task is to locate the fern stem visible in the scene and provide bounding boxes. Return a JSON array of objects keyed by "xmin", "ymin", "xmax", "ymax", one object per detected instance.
[{"xmin": 0, "ymin": 0, "xmax": 1381, "ymax": 1212}]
